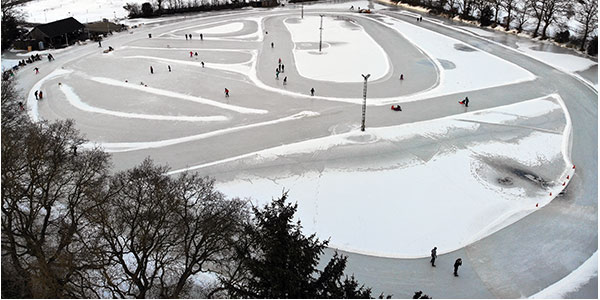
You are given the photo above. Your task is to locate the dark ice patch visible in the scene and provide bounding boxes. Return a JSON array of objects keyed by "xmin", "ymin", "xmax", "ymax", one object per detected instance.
[
  {"xmin": 437, "ymin": 59, "xmax": 456, "ymax": 69},
  {"xmin": 454, "ymin": 44, "xmax": 477, "ymax": 52}
]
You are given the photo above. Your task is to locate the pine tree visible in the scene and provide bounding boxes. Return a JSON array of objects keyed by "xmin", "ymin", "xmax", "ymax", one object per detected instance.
[{"xmin": 225, "ymin": 192, "xmax": 373, "ymax": 298}]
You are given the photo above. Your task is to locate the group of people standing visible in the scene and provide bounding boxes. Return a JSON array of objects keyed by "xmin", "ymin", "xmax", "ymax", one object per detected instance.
[
  {"xmin": 185, "ymin": 33, "xmax": 203, "ymax": 40},
  {"xmin": 430, "ymin": 246, "xmax": 463, "ymax": 277}
]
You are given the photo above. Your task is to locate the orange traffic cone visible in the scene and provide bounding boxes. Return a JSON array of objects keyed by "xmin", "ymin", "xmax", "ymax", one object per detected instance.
[
  {"xmin": 562, "ymin": 182, "xmax": 566, "ymax": 186},
  {"xmin": 566, "ymin": 175, "xmax": 570, "ymax": 179}
]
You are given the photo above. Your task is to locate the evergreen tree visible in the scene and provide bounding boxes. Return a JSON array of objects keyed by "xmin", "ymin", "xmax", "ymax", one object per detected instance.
[
  {"xmin": 480, "ymin": 5, "xmax": 494, "ymax": 26},
  {"xmin": 224, "ymin": 192, "xmax": 373, "ymax": 298}
]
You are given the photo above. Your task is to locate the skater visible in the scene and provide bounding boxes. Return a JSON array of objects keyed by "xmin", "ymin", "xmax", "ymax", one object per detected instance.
[
  {"xmin": 430, "ymin": 247, "xmax": 437, "ymax": 267},
  {"xmin": 168, "ymin": 65, "xmax": 171, "ymax": 72},
  {"xmin": 34, "ymin": 67, "xmax": 39, "ymax": 74},
  {"xmin": 283, "ymin": 76, "xmax": 287, "ymax": 85},
  {"xmin": 453, "ymin": 258, "xmax": 462, "ymax": 276},
  {"xmin": 400, "ymin": 74, "xmax": 404, "ymax": 80},
  {"xmin": 276, "ymin": 69, "xmax": 280, "ymax": 79},
  {"xmin": 271, "ymin": 42, "xmax": 274, "ymax": 48},
  {"xmin": 185, "ymin": 34, "xmax": 188, "ymax": 40},
  {"xmin": 350, "ymin": 5, "xmax": 354, "ymax": 10},
  {"xmin": 281, "ymin": 64, "xmax": 284, "ymax": 72},
  {"xmin": 420, "ymin": 16, "xmax": 423, "ymax": 22},
  {"xmin": 278, "ymin": 58, "xmax": 282, "ymax": 64},
  {"xmin": 38, "ymin": 91, "xmax": 43, "ymax": 99},
  {"xmin": 310, "ymin": 88, "xmax": 315, "ymax": 96},
  {"xmin": 18, "ymin": 101, "xmax": 24, "ymax": 111},
  {"xmin": 195, "ymin": 52, "xmax": 198, "ymax": 56},
  {"xmin": 278, "ymin": 63, "xmax": 281, "ymax": 71},
  {"xmin": 34, "ymin": 90, "xmax": 39, "ymax": 100},
  {"xmin": 463, "ymin": 96, "xmax": 469, "ymax": 107},
  {"xmin": 150, "ymin": 66, "xmax": 154, "ymax": 74},
  {"xmin": 200, "ymin": 33, "xmax": 203, "ymax": 40},
  {"xmin": 190, "ymin": 51, "xmax": 193, "ymax": 58},
  {"xmin": 189, "ymin": 34, "xmax": 192, "ymax": 39},
  {"xmin": 98, "ymin": 40, "xmax": 102, "ymax": 47},
  {"xmin": 224, "ymin": 88, "xmax": 229, "ymax": 97},
  {"xmin": 413, "ymin": 291, "xmax": 423, "ymax": 299},
  {"xmin": 148, "ymin": 33, "xmax": 152, "ymax": 38},
  {"xmin": 201, "ymin": 61, "xmax": 205, "ymax": 68}
]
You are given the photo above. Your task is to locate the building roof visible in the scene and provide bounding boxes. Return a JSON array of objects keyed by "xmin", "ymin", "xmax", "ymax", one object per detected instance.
[
  {"xmin": 33, "ymin": 17, "xmax": 84, "ymax": 38},
  {"xmin": 85, "ymin": 21, "xmax": 124, "ymax": 33}
]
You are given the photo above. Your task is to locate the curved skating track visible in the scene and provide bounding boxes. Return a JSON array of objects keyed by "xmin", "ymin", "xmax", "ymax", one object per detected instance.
[{"xmin": 16, "ymin": 3, "xmax": 597, "ymax": 298}]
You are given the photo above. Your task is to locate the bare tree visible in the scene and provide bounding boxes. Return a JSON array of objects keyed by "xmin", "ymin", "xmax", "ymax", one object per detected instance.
[
  {"xmin": 514, "ymin": 1, "xmax": 530, "ymax": 32},
  {"xmin": 501, "ymin": 0, "xmax": 516, "ymax": 30},
  {"xmin": 529, "ymin": 0, "xmax": 546, "ymax": 37},
  {"xmin": 575, "ymin": 0, "xmax": 598, "ymax": 51},
  {"xmin": 540, "ymin": 0, "xmax": 568, "ymax": 39},
  {"xmin": 90, "ymin": 159, "xmax": 248, "ymax": 298},
  {"xmin": 2, "ymin": 116, "xmax": 111, "ymax": 298},
  {"xmin": 488, "ymin": 0, "xmax": 502, "ymax": 23}
]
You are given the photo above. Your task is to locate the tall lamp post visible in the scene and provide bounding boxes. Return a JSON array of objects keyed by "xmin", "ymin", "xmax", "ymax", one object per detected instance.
[
  {"xmin": 319, "ymin": 14, "xmax": 324, "ymax": 52},
  {"xmin": 361, "ymin": 74, "xmax": 370, "ymax": 132}
]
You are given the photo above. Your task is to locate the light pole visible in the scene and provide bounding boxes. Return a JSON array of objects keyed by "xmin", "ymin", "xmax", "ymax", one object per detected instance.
[
  {"xmin": 361, "ymin": 74, "xmax": 370, "ymax": 132},
  {"xmin": 319, "ymin": 14, "xmax": 324, "ymax": 52},
  {"xmin": 301, "ymin": 2, "xmax": 304, "ymax": 19}
]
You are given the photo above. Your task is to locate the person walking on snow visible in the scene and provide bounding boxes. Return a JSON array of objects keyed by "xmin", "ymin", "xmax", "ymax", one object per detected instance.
[
  {"xmin": 453, "ymin": 258, "xmax": 462, "ymax": 276},
  {"xmin": 150, "ymin": 66, "xmax": 154, "ymax": 74},
  {"xmin": 310, "ymin": 88, "xmax": 315, "ymax": 96},
  {"xmin": 430, "ymin": 247, "xmax": 437, "ymax": 267},
  {"xmin": 224, "ymin": 88, "xmax": 229, "ymax": 97}
]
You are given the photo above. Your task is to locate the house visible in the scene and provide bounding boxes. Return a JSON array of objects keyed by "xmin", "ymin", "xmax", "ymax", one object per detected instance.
[
  {"xmin": 85, "ymin": 20, "xmax": 126, "ymax": 40},
  {"xmin": 26, "ymin": 17, "xmax": 86, "ymax": 49}
]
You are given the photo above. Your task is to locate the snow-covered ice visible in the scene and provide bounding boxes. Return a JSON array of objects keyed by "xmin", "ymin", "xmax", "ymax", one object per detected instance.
[
  {"xmin": 284, "ymin": 15, "xmax": 389, "ymax": 83},
  {"xmin": 181, "ymin": 96, "xmax": 570, "ymax": 257}
]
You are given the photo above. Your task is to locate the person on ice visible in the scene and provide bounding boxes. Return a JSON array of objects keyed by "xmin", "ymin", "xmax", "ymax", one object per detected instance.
[
  {"xmin": 224, "ymin": 88, "xmax": 229, "ymax": 97},
  {"xmin": 463, "ymin": 96, "xmax": 469, "ymax": 107},
  {"xmin": 281, "ymin": 64, "xmax": 285, "ymax": 72},
  {"xmin": 400, "ymin": 74, "xmax": 404, "ymax": 80},
  {"xmin": 195, "ymin": 52, "xmax": 198, "ymax": 56},
  {"xmin": 271, "ymin": 42, "xmax": 274, "ymax": 48},
  {"xmin": 430, "ymin": 247, "xmax": 437, "ymax": 267},
  {"xmin": 283, "ymin": 76, "xmax": 287, "ymax": 85},
  {"xmin": 275, "ymin": 69, "xmax": 280, "ymax": 79},
  {"xmin": 201, "ymin": 61, "xmax": 205, "ymax": 68},
  {"xmin": 34, "ymin": 90, "xmax": 39, "ymax": 100},
  {"xmin": 38, "ymin": 91, "xmax": 43, "ymax": 99},
  {"xmin": 98, "ymin": 40, "xmax": 102, "ymax": 47},
  {"xmin": 185, "ymin": 34, "xmax": 188, "ymax": 40},
  {"xmin": 150, "ymin": 66, "xmax": 154, "ymax": 74},
  {"xmin": 168, "ymin": 65, "xmax": 171, "ymax": 72},
  {"xmin": 189, "ymin": 34, "xmax": 192, "ymax": 39},
  {"xmin": 18, "ymin": 101, "xmax": 24, "ymax": 111},
  {"xmin": 310, "ymin": 88, "xmax": 315, "ymax": 96},
  {"xmin": 34, "ymin": 67, "xmax": 39, "ymax": 74},
  {"xmin": 148, "ymin": 33, "xmax": 152, "ymax": 38},
  {"xmin": 453, "ymin": 258, "xmax": 462, "ymax": 276},
  {"xmin": 190, "ymin": 51, "xmax": 193, "ymax": 57},
  {"xmin": 200, "ymin": 33, "xmax": 203, "ymax": 40},
  {"xmin": 278, "ymin": 58, "xmax": 282, "ymax": 64}
]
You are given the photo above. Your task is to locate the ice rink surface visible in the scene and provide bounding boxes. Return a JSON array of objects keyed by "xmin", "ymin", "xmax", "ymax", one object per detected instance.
[{"xmin": 6, "ymin": 0, "xmax": 597, "ymax": 298}]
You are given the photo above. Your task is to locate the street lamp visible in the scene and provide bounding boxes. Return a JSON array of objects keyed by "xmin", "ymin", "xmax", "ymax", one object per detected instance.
[
  {"xmin": 361, "ymin": 74, "xmax": 370, "ymax": 132},
  {"xmin": 319, "ymin": 14, "xmax": 324, "ymax": 52}
]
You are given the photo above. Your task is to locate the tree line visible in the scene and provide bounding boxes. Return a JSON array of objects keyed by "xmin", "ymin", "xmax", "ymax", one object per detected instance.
[
  {"xmin": 1, "ymin": 75, "xmax": 387, "ymax": 298},
  {"xmin": 393, "ymin": 0, "xmax": 598, "ymax": 55}
]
